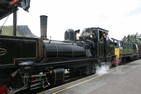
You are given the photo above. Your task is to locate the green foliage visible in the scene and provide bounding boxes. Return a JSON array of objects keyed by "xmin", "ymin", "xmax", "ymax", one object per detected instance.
[
  {"xmin": 2, "ymin": 26, "xmax": 23, "ymax": 37},
  {"xmin": 122, "ymin": 36, "xmax": 127, "ymax": 41},
  {"xmin": 122, "ymin": 32, "xmax": 141, "ymax": 48}
]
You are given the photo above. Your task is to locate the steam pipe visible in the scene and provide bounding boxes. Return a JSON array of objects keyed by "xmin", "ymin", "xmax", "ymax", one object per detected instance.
[{"xmin": 40, "ymin": 15, "xmax": 48, "ymax": 39}]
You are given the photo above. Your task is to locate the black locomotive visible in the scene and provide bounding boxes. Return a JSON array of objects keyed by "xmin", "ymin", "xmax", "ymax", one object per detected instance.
[{"xmin": 0, "ymin": 0, "xmax": 116, "ymax": 93}]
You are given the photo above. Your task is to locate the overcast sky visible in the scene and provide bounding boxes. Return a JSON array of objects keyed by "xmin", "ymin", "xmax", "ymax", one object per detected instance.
[{"xmin": 0, "ymin": 0, "xmax": 141, "ymax": 40}]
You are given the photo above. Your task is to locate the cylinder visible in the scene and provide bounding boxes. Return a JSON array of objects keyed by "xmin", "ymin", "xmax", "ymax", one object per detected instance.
[{"xmin": 40, "ymin": 15, "xmax": 48, "ymax": 39}]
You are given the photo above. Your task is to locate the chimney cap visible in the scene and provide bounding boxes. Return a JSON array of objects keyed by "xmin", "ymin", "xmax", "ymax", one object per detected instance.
[{"xmin": 40, "ymin": 15, "xmax": 48, "ymax": 18}]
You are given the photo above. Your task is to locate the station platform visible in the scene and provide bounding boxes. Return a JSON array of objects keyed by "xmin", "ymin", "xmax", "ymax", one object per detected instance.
[{"xmin": 37, "ymin": 59, "xmax": 141, "ymax": 94}]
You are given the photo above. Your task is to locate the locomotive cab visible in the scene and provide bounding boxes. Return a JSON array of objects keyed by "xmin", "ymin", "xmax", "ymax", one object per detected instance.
[
  {"xmin": 77, "ymin": 27, "xmax": 115, "ymax": 58},
  {"xmin": 79, "ymin": 27, "xmax": 108, "ymax": 42}
]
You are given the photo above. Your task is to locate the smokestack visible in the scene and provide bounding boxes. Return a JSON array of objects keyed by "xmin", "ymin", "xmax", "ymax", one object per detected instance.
[{"xmin": 40, "ymin": 15, "xmax": 48, "ymax": 39}]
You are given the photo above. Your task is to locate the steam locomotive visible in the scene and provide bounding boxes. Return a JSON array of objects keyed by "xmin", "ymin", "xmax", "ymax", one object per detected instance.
[
  {"xmin": 0, "ymin": 15, "xmax": 116, "ymax": 93},
  {"xmin": 0, "ymin": 0, "xmax": 138, "ymax": 94}
]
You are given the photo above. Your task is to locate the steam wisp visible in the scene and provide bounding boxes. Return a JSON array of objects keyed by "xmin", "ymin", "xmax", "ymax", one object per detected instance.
[{"xmin": 96, "ymin": 62, "xmax": 110, "ymax": 75}]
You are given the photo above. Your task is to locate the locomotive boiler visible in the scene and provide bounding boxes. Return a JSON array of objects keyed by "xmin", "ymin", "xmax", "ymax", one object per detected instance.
[{"xmin": 0, "ymin": 1, "xmax": 116, "ymax": 93}]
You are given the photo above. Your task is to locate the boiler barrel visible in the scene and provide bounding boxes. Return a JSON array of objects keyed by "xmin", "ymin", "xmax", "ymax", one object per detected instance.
[{"xmin": 43, "ymin": 40, "xmax": 85, "ymax": 57}]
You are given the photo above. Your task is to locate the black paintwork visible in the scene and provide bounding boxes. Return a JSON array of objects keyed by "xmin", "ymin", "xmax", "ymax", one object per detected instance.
[
  {"xmin": 0, "ymin": 35, "xmax": 38, "ymax": 66},
  {"xmin": 43, "ymin": 40, "xmax": 85, "ymax": 58}
]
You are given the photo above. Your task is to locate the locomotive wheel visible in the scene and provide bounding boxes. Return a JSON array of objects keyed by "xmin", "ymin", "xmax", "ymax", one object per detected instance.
[
  {"xmin": 91, "ymin": 63, "xmax": 96, "ymax": 74},
  {"xmin": 81, "ymin": 66, "xmax": 91, "ymax": 76},
  {"xmin": 122, "ymin": 58, "xmax": 126, "ymax": 64},
  {"xmin": 97, "ymin": 60, "xmax": 102, "ymax": 67},
  {"xmin": 127, "ymin": 57, "xmax": 131, "ymax": 62}
]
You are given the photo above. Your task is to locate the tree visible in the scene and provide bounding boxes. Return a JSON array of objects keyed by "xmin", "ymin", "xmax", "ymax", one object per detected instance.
[
  {"xmin": 122, "ymin": 32, "xmax": 141, "ymax": 49},
  {"xmin": 127, "ymin": 34, "xmax": 131, "ymax": 42},
  {"xmin": 122, "ymin": 36, "xmax": 127, "ymax": 41}
]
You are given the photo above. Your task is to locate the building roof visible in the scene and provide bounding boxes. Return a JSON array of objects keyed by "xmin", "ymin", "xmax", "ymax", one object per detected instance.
[
  {"xmin": 0, "ymin": 0, "xmax": 14, "ymax": 20},
  {"xmin": 0, "ymin": 0, "xmax": 24, "ymax": 20}
]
